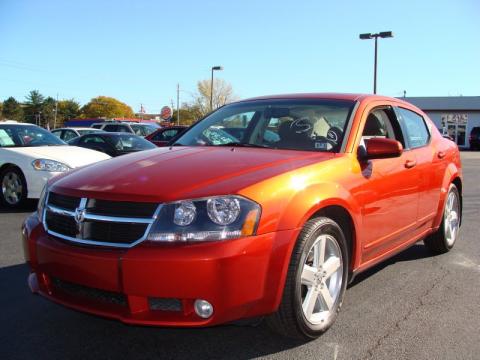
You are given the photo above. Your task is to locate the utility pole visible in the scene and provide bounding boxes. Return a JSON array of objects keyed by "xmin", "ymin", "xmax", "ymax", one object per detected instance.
[
  {"xmin": 53, "ymin": 93, "xmax": 59, "ymax": 129},
  {"xmin": 177, "ymin": 83, "xmax": 180, "ymax": 125}
]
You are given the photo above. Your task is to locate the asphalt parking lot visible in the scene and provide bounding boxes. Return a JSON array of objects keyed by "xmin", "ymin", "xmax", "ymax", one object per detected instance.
[{"xmin": 1, "ymin": 152, "xmax": 479, "ymax": 360}]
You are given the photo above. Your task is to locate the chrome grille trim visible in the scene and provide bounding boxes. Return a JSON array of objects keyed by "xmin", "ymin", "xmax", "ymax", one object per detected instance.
[{"xmin": 43, "ymin": 193, "xmax": 161, "ymax": 248}]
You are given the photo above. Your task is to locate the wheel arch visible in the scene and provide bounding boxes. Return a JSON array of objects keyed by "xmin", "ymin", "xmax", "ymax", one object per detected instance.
[
  {"xmin": 432, "ymin": 164, "xmax": 463, "ymax": 229},
  {"xmin": 307, "ymin": 205, "xmax": 358, "ymax": 281}
]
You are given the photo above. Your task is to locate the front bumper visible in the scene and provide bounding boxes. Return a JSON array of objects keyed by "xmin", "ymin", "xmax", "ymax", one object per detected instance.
[
  {"xmin": 23, "ymin": 169, "xmax": 60, "ymax": 199},
  {"xmin": 23, "ymin": 214, "xmax": 298, "ymax": 327}
]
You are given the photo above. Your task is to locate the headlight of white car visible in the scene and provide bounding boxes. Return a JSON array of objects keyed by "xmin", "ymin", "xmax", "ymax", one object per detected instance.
[
  {"xmin": 32, "ymin": 159, "xmax": 71, "ymax": 172},
  {"xmin": 147, "ymin": 195, "xmax": 261, "ymax": 243}
]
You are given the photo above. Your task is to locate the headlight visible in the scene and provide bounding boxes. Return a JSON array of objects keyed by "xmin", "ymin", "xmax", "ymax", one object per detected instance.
[
  {"xmin": 37, "ymin": 184, "xmax": 48, "ymax": 222},
  {"xmin": 147, "ymin": 195, "xmax": 261, "ymax": 243},
  {"xmin": 32, "ymin": 159, "xmax": 70, "ymax": 172}
]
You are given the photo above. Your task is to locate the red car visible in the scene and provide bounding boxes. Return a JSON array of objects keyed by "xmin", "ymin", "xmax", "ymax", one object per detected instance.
[
  {"xmin": 145, "ymin": 125, "xmax": 188, "ymax": 146},
  {"xmin": 23, "ymin": 94, "xmax": 462, "ymax": 339}
]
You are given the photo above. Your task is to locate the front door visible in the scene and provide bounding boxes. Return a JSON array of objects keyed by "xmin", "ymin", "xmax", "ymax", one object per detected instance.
[{"xmin": 354, "ymin": 106, "xmax": 420, "ymax": 262}]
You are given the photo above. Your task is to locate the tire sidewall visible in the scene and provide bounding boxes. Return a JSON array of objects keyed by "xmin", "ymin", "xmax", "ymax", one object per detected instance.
[{"xmin": 293, "ymin": 218, "xmax": 349, "ymax": 338}]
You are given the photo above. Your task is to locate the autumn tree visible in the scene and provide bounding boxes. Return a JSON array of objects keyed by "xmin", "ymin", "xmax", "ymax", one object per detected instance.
[
  {"xmin": 193, "ymin": 78, "xmax": 237, "ymax": 116},
  {"xmin": 81, "ymin": 96, "xmax": 134, "ymax": 119},
  {"xmin": 2, "ymin": 97, "xmax": 24, "ymax": 121}
]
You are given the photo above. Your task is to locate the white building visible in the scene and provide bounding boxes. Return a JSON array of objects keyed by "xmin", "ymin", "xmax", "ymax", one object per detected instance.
[{"xmin": 403, "ymin": 96, "xmax": 480, "ymax": 149}]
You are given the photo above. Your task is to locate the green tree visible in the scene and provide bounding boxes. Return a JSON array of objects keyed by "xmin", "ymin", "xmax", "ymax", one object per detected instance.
[
  {"xmin": 41, "ymin": 97, "xmax": 57, "ymax": 129},
  {"xmin": 81, "ymin": 96, "xmax": 134, "ymax": 119},
  {"xmin": 2, "ymin": 97, "xmax": 24, "ymax": 121},
  {"xmin": 56, "ymin": 99, "xmax": 80, "ymax": 127},
  {"xmin": 24, "ymin": 90, "xmax": 45, "ymax": 124},
  {"xmin": 171, "ymin": 103, "xmax": 203, "ymax": 125}
]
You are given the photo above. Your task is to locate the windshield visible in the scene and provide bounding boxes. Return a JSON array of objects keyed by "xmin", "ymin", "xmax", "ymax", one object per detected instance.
[
  {"xmin": 131, "ymin": 124, "xmax": 160, "ymax": 136},
  {"xmin": 105, "ymin": 134, "xmax": 156, "ymax": 151},
  {"xmin": 174, "ymin": 99, "xmax": 355, "ymax": 152},
  {"xmin": 0, "ymin": 124, "xmax": 66, "ymax": 147},
  {"xmin": 77, "ymin": 129, "xmax": 102, "ymax": 135}
]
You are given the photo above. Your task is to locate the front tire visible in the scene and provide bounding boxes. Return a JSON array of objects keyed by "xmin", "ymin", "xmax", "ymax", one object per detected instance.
[
  {"xmin": 0, "ymin": 166, "xmax": 28, "ymax": 208},
  {"xmin": 424, "ymin": 184, "xmax": 461, "ymax": 254},
  {"xmin": 267, "ymin": 217, "xmax": 348, "ymax": 339}
]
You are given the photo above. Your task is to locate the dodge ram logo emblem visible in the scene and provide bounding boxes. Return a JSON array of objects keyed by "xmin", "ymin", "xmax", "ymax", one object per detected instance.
[{"xmin": 74, "ymin": 206, "xmax": 86, "ymax": 234}]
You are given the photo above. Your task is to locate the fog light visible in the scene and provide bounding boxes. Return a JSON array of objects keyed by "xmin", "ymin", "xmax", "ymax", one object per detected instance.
[{"xmin": 194, "ymin": 299, "xmax": 213, "ymax": 319}]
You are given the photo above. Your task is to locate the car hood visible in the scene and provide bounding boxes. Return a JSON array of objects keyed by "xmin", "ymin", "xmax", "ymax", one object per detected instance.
[
  {"xmin": 51, "ymin": 146, "xmax": 335, "ymax": 202},
  {"xmin": 6, "ymin": 146, "xmax": 111, "ymax": 167}
]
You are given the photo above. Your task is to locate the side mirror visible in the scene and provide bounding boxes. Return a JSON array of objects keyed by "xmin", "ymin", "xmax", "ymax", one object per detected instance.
[{"xmin": 358, "ymin": 138, "xmax": 403, "ymax": 160}]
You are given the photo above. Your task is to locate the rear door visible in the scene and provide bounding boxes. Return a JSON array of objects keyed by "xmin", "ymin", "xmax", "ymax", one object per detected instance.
[{"xmin": 395, "ymin": 107, "xmax": 441, "ymax": 226}]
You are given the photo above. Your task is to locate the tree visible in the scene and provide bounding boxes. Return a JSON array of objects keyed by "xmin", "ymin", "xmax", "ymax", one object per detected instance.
[
  {"xmin": 1, "ymin": 97, "xmax": 24, "ymax": 121},
  {"xmin": 24, "ymin": 90, "xmax": 45, "ymax": 124},
  {"xmin": 171, "ymin": 103, "xmax": 203, "ymax": 125},
  {"xmin": 193, "ymin": 78, "xmax": 237, "ymax": 116},
  {"xmin": 56, "ymin": 99, "xmax": 80, "ymax": 127},
  {"xmin": 41, "ymin": 97, "xmax": 57, "ymax": 129},
  {"xmin": 81, "ymin": 96, "xmax": 134, "ymax": 119}
]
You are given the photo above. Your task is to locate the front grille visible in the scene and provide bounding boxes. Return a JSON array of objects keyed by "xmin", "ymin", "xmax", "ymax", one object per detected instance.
[
  {"xmin": 52, "ymin": 277, "xmax": 127, "ymax": 306},
  {"xmin": 44, "ymin": 192, "xmax": 159, "ymax": 248},
  {"xmin": 88, "ymin": 221, "xmax": 147, "ymax": 244},
  {"xmin": 149, "ymin": 298, "xmax": 182, "ymax": 312},
  {"xmin": 45, "ymin": 212, "xmax": 77, "ymax": 237},
  {"xmin": 48, "ymin": 192, "xmax": 79, "ymax": 210},
  {"xmin": 87, "ymin": 199, "xmax": 157, "ymax": 218}
]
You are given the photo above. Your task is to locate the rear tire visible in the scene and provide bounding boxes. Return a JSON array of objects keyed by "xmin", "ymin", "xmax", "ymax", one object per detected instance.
[
  {"xmin": 267, "ymin": 217, "xmax": 348, "ymax": 339},
  {"xmin": 424, "ymin": 184, "xmax": 460, "ymax": 254},
  {"xmin": 0, "ymin": 166, "xmax": 28, "ymax": 209}
]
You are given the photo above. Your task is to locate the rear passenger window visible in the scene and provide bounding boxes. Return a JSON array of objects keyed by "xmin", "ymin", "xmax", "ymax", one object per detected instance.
[{"xmin": 397, "ymin": 108, "xmax": 430, "ymax": 148}]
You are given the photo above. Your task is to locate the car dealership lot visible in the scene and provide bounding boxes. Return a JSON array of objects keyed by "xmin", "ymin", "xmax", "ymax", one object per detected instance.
[{"xmin": 1, "ymin": 152, "xmax": 479, "ymax": 360}]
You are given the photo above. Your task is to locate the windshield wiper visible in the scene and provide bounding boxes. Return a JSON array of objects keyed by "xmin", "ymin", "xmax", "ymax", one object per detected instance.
[{"xmin": 215, "ymin": 142, "xmax": 270, "ymax": 148}]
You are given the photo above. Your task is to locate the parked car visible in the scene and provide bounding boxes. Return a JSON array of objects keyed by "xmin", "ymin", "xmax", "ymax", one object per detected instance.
[
  {"xmin": 469, "ymin": 127, "xmax": 480, "ymax": 150},
  {"xmin": 0, "ymin": 121, "xmax": 110, "ymax": 208},
  {"xmin": 68, "ymin": 132, "xmax": 156, "ymax": 157},
  {"xmin": 91, "ymin": 121, "xmax": 159, "ymax": 136},
  {"xmin": 23, "ymin": 94, "xmax": 462, "ymax": 339},
  {"xmin": 145, "ymin": 125, "xmax": 188, "ymax": 146},
  {"xmin": 51, "ymin": 127, "xmax": 103, "ymax": 142}
]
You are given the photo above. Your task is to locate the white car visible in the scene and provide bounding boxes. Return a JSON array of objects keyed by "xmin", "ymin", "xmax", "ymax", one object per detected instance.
[
  {"xmin": 51, "ymin": 127, "xmax": 103, "ymax": 142},
  {"xmin": 0, "ymin": 121, "xmax": 111, "ymax": 208}
]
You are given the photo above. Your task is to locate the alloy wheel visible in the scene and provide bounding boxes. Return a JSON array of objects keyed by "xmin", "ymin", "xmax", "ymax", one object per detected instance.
[
  {"xmin": 1, "ymin": 171, "xmax": 23, "ymax": 205},
  {"xmin": 444, "ymin": 190, "xmax": 460, "ymax": 246},
  {"xmin": 300, "ymin": 234, "xmax": 343, "ymax": 325}
]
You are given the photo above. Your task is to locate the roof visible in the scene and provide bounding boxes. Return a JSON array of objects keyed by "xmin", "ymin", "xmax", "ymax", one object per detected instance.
[
  {"xmin": 0, "ymin": 120, "xmax": 35, "ymax": 126},
  {"xmin": 242, "ymin": 93, "xmax": 367, "ymax": 102},
  {"xmin": 402, "ymin": 96, "xmax": 480, "ymax": 111}
]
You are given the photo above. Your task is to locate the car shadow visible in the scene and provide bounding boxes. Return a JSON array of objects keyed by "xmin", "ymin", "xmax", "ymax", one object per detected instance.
[
  {"xmin": 349, "ymin": 243, "xmax": 436, "ymax": 288},
  {"xmin": 0, "ymin": 200, "xmax": 37, "ymax": 213},
  {"xmin": 0, "ymin": 264, "xmax": 308, "ymax": 359}
]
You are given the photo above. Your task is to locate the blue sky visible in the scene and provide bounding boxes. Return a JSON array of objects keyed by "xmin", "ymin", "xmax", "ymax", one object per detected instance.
[{"xmin": 1, "ymin": 0, "xmax": 478, "ymax": 114}]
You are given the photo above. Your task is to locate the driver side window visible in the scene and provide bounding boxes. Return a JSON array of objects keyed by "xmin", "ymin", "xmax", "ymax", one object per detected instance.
[{"xmin": 361, "ymin": 108, "xmax": 405, "ymax": 148}]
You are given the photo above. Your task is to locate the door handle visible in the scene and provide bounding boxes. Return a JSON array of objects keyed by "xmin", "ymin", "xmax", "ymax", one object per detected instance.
[
  {"xmin": 404, "ymin": 159, "xmax": 417, "ymax": 168},
  {"xmin": 437, "ymin": 151, "xmax": 446, "ymax": 159}
]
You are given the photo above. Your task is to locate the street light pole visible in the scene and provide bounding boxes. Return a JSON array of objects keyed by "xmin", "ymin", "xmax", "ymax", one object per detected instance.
[
  {"xmin": 177, "ymin": 83, "xmax": 180, "ymax": 125},
  {"xmin": 210, "ymin": 66, "xmax": 223, "ymax": 111},
  {"xmin": 359, "ymin": 31, "xmax": 393, "ymax": 94}
]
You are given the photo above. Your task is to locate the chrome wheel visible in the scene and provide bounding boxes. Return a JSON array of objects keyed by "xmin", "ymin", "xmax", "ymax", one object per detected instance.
[
  {"xmin": 1, "ymin": 171, "xmax": 23, "ymax": 205},
  {"xmin": 300, "ymin": 234, "xmax": 343, "ymax": 325},
  {"xmin": 444, "ymin": 189, "xmax": 460, "ymax": 246}
]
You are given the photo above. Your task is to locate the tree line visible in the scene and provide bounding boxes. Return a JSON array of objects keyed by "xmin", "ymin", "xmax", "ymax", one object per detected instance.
[{"xmin": 0, "ymin": 79, "xmax": 236, "ymax": 128}]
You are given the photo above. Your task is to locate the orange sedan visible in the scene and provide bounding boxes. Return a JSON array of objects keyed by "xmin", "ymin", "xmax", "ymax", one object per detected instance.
[{"xmin": 23, "ymin": 94, "xmax": 462, "ymax": 339}]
